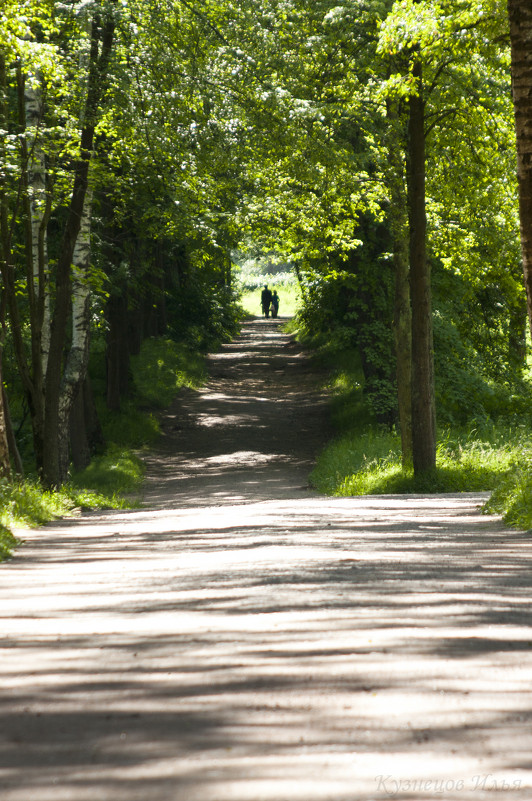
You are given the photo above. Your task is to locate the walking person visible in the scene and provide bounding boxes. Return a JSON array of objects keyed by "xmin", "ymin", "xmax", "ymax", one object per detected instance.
[
  {"xmin": 271, "ymin": 290, "xmax": 279, "ymax": 318},
  {"xmin": 261, "ymin": 284, "xmax": 273, "ymax": 317}
]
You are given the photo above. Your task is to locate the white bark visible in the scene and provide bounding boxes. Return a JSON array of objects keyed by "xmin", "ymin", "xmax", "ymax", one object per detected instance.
[{"xmin": 57, "ymin": 190, "xmax": 93, "ymax": 478}]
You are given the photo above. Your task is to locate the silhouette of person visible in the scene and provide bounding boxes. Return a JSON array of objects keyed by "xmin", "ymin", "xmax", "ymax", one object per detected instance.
[
  {"xmin": 261, "ymin": 284, "xmax": 273, "ymax": 317},
  {"xmin": 271, "ymin": 290, "xmax": 279, "ymax": 318}
]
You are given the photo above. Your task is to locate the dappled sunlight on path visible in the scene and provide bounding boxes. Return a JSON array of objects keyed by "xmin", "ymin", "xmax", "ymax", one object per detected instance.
[
  {"xmin": 2, "ymin": 321, "xmax": 532, "ymax": 799},
  {"xmin": 140, "ymin": 319, "xmax": 329, "ymax": 507}
]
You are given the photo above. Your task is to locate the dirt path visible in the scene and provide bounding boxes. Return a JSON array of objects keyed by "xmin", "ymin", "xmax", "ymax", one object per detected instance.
[
  {"xmin": 2, "ymin": 319, "xmax": 532, "ymax": 800},
  {"xmin": 140, "ymin": 318, "xmax": 330, "ymax": 507}
]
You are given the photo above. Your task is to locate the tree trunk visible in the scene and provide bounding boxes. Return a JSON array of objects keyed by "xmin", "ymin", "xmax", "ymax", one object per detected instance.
[
  {"xmin": 0, "ymin": 349, "xmax": 11, "ymax": 479},
  {"xmin": 386, "ymin": 99, "xmax": 413, "ymax": 467},
  {"xmin": 42, "ymin": 10, "xmax": 115, "ymax": 488},
  {"xmin": 57, "ymin": 191, "xmax": 93, "ymax": 480},
  {"xmin": 24, "ymin": 75, "xmax": 51, "ymax": 376},
  {"xmin": 82, "ymin": 375, "xmax": 105, "ymax": 453},
  {"xmin": 508, "ymin": 0, "xmax": 532, "ymax": 340},
  {"xmin": 407, "ymin": 59, "xmax": 436, "ymax": 474},
  {"xmin": 393, "ymin": 214, "xmax": 412, "ymax": 467},
  {"xmin": 1, "ymin": 56, "xmax": 47, "ymax": 474},
  {"xmin": 2, "ymin": 386, "xmax": 24, "ymax": 476}
]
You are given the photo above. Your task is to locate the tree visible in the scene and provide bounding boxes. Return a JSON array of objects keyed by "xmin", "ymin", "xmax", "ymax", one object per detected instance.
[
  {"xmin": 508, "ymin": 0, "xmax": 532, "ymax": 339},
  {"xmin": 407, "ymin": 56, "xmax": 436, "ymax": 472}
]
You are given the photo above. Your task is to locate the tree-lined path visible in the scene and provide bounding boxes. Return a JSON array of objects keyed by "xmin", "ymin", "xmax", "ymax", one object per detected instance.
[
  {"xmin": 2, "ymin": 321, "xmax": 532, "ymax": 800},
  {"xmin": 140, "ymin": 319, "xmax": 330, "ymax": 507}
]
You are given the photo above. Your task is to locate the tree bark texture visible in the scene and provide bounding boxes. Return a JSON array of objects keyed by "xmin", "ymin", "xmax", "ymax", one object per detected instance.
[
  {"xmin": 57, "ymin": 191, "xmax": 93, "ymax": 480},
  {"xmin": 2, "ymin": 386, "xmax": 24, "ymax": 476},
  {"xmin": 0, "ymin": 350, "xmax": 11, "ymax": 479},
  {"xmin": 70, "ymin": 374, "xmax": 104, "ymax": 471},
  {"xmin": 407, "ymin": 59, "xmax": 436, "ymax": 474},
  {"xmin": 508, "ymin": 0, "xmax": 532, "ymax": 340},
  {"xmin": 42, "ymin": 9, "xmax": 115, "ymax": 487},
  {"xmin": 386, "ymin": 99, "xmax": 413, "ymax": 466},
  {"xmin": 24, "ymin": 76, "xmax": 51, "ymax": 378}
]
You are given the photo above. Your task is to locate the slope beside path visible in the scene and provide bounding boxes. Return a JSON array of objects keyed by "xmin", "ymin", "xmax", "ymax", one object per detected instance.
[{"xmin": 1, "ymin": 319, "xmax": 532, "ymax": 801}]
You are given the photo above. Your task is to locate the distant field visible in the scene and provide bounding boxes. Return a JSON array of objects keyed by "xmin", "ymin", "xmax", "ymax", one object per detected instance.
[{"xmin": 239, "ymin": 282, "xmax": 302, "ymax": 318}]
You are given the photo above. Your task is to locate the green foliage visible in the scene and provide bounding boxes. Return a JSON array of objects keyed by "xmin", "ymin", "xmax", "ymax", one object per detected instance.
[
  {"xmin": 432, "ymin": 264, "xmax": 532, "ymax": 426},
  {"xmin": 95, "ymin": 401, "xmax": 160, "ymax": 450},
  {"xmin": 131, "ymin": 338, "xmax": 206, "ymax": 408},
  {"xmin": 312, "ymin": 419, "xmax": 521, "ymax": 497},
  {"xmin": 71, "ymin": 446, "xmax": 145, "ymax": 496},
  {"xmin": 168, "ymin": 282, "xmax": 242, "ymax": 351}
]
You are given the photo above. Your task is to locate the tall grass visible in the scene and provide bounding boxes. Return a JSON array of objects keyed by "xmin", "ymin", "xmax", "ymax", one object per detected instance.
[{"xmin": 311, "ymin": 425, "xmax": 521, "ymax": 496}]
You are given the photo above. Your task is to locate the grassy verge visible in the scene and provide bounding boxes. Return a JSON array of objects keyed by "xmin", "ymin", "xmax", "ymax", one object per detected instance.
[
  {"xmin": 0, "ymin": 337, "xmax": 209, "ymax": 561},
  {"xmin": 307, "ymin": 337, "xmax": 532, "ymax": 530}
]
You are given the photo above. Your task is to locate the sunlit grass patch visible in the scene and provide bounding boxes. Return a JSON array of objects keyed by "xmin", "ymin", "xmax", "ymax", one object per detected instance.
[
  {"xmin": 485, "ymin": 449, "xmax": 532, "ymax": 530},
  {"xmin": 311, "ymin": 426, "xmax": 519, "ymax": 497},
  {"xmin": 71, "ymin": 445, "xmax": 145, "ymax": 496},
  {"xmin": 131, "ymin": 337, "xmax": 206, "ymax": 407},
  {"xmin": 0, "ymin": 523, "xmax": 19, "ymax": 561}
]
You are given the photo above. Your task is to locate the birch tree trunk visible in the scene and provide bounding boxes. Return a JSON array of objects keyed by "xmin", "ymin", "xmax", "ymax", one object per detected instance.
[
  {"xmin": 507, "ymin": 0, "xmax": 532, "ymax": 339},
  {"xmin": 42, "ymin": 9, "xmax": 115, "ymax": 488},
  {"xmin": 0, "ymin": 53, "xmax": 13, "ymax": 478},
  {"xmin": 57, "ymin": 191, "xmax": 93, "ymax": 480}
]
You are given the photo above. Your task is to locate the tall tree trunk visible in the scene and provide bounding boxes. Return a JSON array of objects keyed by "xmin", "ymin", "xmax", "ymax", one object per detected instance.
[
  {"xmin": 2, "ymin": 385, "xmax": 23, "ymax": 476},
  {"xmin": 407, "ymin": 59, "xmax": 436, "ymax": 474},
  {"xmin": 386, "ymin": 99, "xmax": 413, "ymax": 467},
  {"xmin": 69, "ymin": 386, "xmax": 91, "ymax": 472},
  {"xmin": 57, "ymin": 191, "xmax": 93, "ymax": 480},
  {"xmin": 508, "ymin": 0, "xmax": 532, "ymax": 339},
  {"xmin": 0, "ymin": 59, "xmax": 48, "ymax": 473},
  {"xmin": 42, "ymin": 9, "xmax": 115, "ymax": 488},
  {"xmin": 24, "ymin": 75, "xmax": 51, "ymax": 375},
  {"xmin": 0, "ymin": 347, "xmax": 11, "ymax": 479},
  {"xmin": 20, "ymin": 70, "xmax": 51, "ymax": 474},
  {"xmin": 0, "ymin": 54, "xmax": 13, "ymax": 478},
  {"xmin": 70, "ymin": 374, "xmax": 104, "ymax": 471}
]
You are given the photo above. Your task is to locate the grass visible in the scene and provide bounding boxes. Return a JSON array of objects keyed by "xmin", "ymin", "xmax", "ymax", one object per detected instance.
[
  {"xmin": 312, "ymin": 426, "xmax": 520, "ymax": 497},
  {"xmin": 484, "ymin": 450, "xmax": 532, "ymax": 530},
  {"xmin": 0, "ymin": 477, "xmax": 131, "ymax": 561},
  {"xmin": 307, "ymin": 335, "xmax": 532, "ymax": 531},
  {"xmin": 130, "ymin": 337, "xmax": 206, "ymax": 407}
]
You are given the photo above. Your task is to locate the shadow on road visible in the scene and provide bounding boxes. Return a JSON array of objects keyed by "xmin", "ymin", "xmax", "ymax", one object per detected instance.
[{"xmin": 2, "ymin": 320, "xmax": 532, "ymax": 799}]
